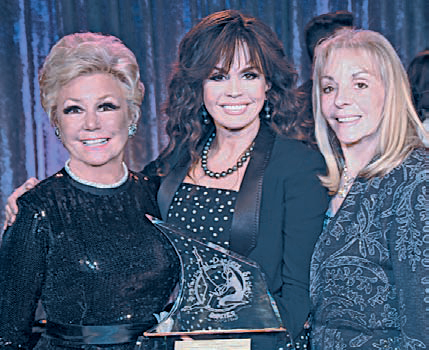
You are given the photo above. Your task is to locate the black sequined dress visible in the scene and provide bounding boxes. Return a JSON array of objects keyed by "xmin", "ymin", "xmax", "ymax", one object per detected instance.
[{"xmin": 0, "ymin": 169, "xmax": 180, "ymax": 349}]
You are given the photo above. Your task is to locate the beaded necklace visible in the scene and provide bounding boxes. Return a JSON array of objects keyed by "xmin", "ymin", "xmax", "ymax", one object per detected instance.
[
  {"xmin": 65, "ymin": 159, "xmax": 128, "ymax": 189},
  {"xmin": 201, "ymin": 132, "xmax": 254, "ymax": 179}
]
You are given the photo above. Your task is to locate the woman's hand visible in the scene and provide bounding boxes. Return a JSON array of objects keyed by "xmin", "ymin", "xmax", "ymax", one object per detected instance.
[{"xmin": 3, "ymin": 177, "xmax": 40, "ymax": 230}]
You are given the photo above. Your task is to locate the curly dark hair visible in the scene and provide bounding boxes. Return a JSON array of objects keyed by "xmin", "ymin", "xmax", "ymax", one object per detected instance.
[
  {"xmin": 407, "ymin": 49, "xmax": 429, "ymax": 121},
  {"xmin": 304, "ymin": 10, "xmax": 354, "ymax": 62},
  {"xmin": 157, "ymin": 9, "xmax": 309, "ymax": 173}
]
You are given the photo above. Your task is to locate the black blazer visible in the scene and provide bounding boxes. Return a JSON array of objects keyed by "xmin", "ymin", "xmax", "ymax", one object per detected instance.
[{"xmin": 143, "ymin": 122, "xmax": 328, "ymax": 340}]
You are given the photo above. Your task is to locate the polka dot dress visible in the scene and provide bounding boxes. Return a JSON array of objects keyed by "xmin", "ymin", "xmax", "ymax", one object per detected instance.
[{"xmin": 167, "ymin": 183, "xmax": 237, "ymax": 249}]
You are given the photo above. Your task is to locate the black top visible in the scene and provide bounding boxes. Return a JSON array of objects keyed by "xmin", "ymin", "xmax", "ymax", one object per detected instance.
[
  {"xmin": 310, "ymin": 148, "xmax": 428, "ymax": 349},
  {"xmin": 0, "ymin": 169, "xmax": 180, "ymax": 349},
  {"xmin": 144, "ymin": 121, "xmax": 329, "ymax": 342},
  {"xmin": 167, "ymin": 183, "xmax": 237, "ymax": 249}
]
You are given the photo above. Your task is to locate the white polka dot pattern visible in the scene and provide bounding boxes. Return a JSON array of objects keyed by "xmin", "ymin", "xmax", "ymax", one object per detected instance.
[{"xmin": 167, "ymin": 183, "xmax": 237, "ymax": 248}]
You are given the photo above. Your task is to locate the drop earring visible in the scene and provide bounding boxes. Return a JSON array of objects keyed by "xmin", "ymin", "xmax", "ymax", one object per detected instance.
[
  {"xmin": 54, "ymin": 127, "xmax": 61, "ymax": 140},
  {"xmin": 201, "ymin": 105, "xmax": 210, "ymax": 125},
  {"xmin": 263, "ymin": 100, "xmax": 271, "ymax": 120}
]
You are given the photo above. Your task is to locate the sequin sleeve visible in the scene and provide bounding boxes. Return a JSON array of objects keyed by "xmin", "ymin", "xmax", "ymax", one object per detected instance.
[{"xmin": 0, "ymin": 202, "xmax": 49, "ymax": 348}]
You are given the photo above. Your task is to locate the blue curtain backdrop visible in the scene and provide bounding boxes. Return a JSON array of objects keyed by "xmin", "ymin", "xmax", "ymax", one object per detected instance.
[{"xmin": 0, "ymin": 0, "xmax": 428, "ymax": 224}]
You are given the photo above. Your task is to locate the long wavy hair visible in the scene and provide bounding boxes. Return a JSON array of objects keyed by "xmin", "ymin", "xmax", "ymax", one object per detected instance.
[
  {"xmin": 312, "ymin": 29, "xmax": 426, "ymax": 194},
  {"xmin": 157, "ymin": 10, "xmax": 308, "ymax": 174}
]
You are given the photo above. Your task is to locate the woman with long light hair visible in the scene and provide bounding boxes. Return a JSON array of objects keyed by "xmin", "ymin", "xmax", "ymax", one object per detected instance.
[{"xmin": 310, "ymin": 28, "xmax": 428, "ymax": 349}]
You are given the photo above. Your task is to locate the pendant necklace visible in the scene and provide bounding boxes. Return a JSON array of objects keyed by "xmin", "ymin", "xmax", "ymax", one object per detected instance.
[{"xmin": 337, "ymin": 164, "xmax": 354, "ymax": 198}]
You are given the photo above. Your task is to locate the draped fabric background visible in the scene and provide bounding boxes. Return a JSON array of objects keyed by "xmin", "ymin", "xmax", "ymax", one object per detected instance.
[{"xmin": 0, "ymin": 0, "xmax": 427, "ymax": 224}]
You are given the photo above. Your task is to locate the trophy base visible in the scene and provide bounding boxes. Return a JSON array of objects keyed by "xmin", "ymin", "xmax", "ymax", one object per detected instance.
[{"xmin": 136, "ymin": 328, "xmax": 289, "ymax": 350}]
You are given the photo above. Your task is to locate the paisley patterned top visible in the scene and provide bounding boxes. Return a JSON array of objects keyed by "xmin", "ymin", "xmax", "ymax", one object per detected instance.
[{"xmin": 310, "ymin": 148, "xmax": 428, "ymax": 349}]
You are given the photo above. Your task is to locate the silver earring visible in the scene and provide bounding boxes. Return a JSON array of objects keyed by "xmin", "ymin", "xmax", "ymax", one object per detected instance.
[
  {"xmin": 128, "ymin": 123, "xmax": 137, "ymax": 138},
  {"xmin": 201, "ymin": 105, "xmax": 210, "ymax": 125},
  {"xmin": 264, "ymin": 100, "xmax": 271, "ymax": 120},
  {"xmin": 54, "ymin": 127, "xmax": 61, "ymax": 140}
]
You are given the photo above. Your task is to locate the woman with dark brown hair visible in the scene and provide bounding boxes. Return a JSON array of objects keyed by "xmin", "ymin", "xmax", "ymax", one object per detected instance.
[{"xmin": 143, "ymin": 9, "xmax": 328, "ymax": 346}]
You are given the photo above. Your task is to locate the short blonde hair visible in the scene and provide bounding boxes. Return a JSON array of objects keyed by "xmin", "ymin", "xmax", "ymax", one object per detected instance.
[
  {"xmin": 39, "ymin": 32, "xmax": 144, "ymax": 125},
  {"xmin": 312, "ymin": 28, "xmax": 426, "ymax": 194}
]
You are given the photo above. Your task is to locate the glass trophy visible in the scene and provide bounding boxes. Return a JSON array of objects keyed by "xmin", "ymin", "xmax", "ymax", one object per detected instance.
[{"xmin": 135, "ymin": 217, "xmax": 291, "ymax": 350}]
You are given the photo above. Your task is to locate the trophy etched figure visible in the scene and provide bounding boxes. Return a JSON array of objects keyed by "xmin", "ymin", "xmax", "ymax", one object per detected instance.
[{"xmin": 135, "ymin": 217, "xmax": 292, "ymax": 350}]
